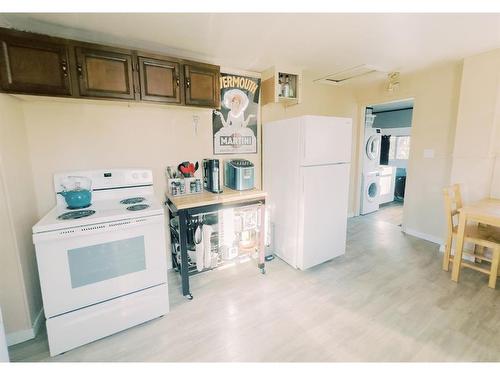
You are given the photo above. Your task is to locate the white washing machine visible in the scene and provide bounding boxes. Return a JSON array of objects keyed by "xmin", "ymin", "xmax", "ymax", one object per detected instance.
[
  {"xmin": 361, "ymin": 171, "xmax": 380, "ymax": 215},
  {"xmin": 363, "ymin": 127, "xmax": 381, "ymax": 173}
]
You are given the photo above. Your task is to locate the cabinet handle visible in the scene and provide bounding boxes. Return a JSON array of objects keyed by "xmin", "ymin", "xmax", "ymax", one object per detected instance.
[
  {"xmin": 61, "ymin": 60, "xmax": 68, "ymax": 77},
  {"xmin": 186, "ymin": 78, "xmax": 190, "ymax": 88},
  {"xmin": 176, "ymin": 76, "xmax": 180, "ymax": 87},
  {"xmin": 77, "ymin": 64, "xmax": 83, "ymax": 78}
]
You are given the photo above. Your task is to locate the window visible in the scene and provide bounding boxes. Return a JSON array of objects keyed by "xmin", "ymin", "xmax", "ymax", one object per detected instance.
[
  {"xmin": 389, "ymin": 136, "xmax": 411, "ymax": 160},
  {"xmin": 396, "ymin": 136, "xmax": 411, "ymax": 159}
]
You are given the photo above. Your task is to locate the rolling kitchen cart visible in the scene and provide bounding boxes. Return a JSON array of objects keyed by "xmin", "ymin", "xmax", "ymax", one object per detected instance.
[{"xmin": 165, "ymin": 189, "xmax": 267, "ymax": 300}]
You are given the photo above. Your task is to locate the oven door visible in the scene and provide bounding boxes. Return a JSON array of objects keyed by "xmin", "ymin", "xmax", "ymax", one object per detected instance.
[{"xmin": 34, "ymin": 215, "xmax": 167, "ymax": 318}]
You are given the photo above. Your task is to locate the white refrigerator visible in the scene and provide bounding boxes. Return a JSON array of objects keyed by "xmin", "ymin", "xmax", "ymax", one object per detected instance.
[{"xmin": 263, "ymin": 115, "xmax": 352, "ymax": 270}]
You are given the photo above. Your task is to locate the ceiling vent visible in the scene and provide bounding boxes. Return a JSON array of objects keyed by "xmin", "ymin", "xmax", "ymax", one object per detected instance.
[{"xmin": 314, "ymin": 65, "xmax": 381, "ymax": 85}]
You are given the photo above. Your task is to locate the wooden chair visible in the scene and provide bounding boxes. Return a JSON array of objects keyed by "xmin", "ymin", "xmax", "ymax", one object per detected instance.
[{"xmin": 442, "ymin": 184, "xmax": 500, "ymax": 288}]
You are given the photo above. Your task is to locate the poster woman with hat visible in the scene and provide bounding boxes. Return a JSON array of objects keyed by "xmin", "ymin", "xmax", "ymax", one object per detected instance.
[
  {"xmin": 214, "ymin": 88, "xmax": 255, "ymax": 137},
  {"xmin": 212, "ymin": 74, "xmax": 260, "ymax": 154}
]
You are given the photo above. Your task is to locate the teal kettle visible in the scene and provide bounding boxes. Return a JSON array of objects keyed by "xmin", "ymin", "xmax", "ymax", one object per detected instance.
[{"xmin": 58, "ymin": 176, "xmax": 93, "ymax": 209}]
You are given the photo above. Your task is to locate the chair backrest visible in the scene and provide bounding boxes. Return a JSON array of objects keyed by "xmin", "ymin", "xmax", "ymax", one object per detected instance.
[{"xmin": 443, "ymin": 184, "xmax": 463, "ymax": 236}]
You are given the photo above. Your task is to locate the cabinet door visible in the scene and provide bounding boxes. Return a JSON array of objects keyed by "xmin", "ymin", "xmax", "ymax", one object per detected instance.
[
  {"xmin": 184, "ymin": 63, "xmax": 220, "ymax": 108},
  {"xmin": 75, "ymin": 47, "xmax": 135, "ymax": 100},
  {"xmin": 0, "ymin": 35, "xmax": 71, "ymax": 95},
  {"xmin": 138, "ymin": 57, "xmax": 181, "ymax": 104}
]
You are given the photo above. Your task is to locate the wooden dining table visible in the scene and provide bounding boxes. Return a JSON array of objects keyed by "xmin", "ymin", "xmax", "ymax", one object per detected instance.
[{"xmin": 451, "ymin": 198, "xmax": 500, "ymax": 282}]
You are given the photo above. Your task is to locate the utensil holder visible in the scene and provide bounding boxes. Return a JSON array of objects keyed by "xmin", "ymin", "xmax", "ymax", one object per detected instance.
[{"xmin": 168, "ymin": 177, "xmax": 203, "ymax": 196}]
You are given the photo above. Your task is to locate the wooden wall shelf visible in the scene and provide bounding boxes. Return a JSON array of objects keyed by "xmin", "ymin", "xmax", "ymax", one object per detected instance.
[{"xmin": 261, "ymin": 66, "xmax": 302, "ymax": 106}]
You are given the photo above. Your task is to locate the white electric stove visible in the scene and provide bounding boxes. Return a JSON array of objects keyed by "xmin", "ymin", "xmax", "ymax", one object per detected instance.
[{"xmin": 33, "ymin": 169, "xmax": 169, "ymax": 356}]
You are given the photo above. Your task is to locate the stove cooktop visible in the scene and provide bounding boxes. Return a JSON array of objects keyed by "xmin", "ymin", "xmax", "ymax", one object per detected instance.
[
  {"xmin": 57, "ymin": 210, "xmax": 96, "ymax": 220},
  {"xmin": 126, "ymin": 204, "xmax": 150, "ymax": 211},
  {"xmin": 34, "ymin": 195, "xmax": 164, "ymax": 234},
  {"xmin": 120, "ymin": 197, "xmax": 146, "ymax": 205}
]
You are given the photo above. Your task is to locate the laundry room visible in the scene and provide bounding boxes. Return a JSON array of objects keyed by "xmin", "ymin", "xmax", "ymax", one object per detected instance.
[{"xmin": 360, "ymin": 99, "xmax": 414, "ymax": 227}]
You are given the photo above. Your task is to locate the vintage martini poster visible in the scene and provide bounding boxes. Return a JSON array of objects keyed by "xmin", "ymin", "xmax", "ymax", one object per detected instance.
[{"xmin": 213, "ymin": 73, "xmax": 261, "ymax": 154}]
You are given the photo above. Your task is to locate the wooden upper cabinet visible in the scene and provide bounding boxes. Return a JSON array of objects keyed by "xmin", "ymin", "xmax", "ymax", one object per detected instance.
[
  {"xmin": 0, "ymin": 28, "xmax": 222, "ymax": 108},
  {"xmin": 0, "ymin": 34, "xmax": 71, "ymax": 96},
  {"xmin": 138, "ymin": 56, "xmax": 181, "ymax": 104},
  {"xmin": 184, "ymin": 62, "xmax": 220, "ymax": 108},
  {"xmin": 75, "ymin": 47, "xmax": 135, "ymax": 100}
]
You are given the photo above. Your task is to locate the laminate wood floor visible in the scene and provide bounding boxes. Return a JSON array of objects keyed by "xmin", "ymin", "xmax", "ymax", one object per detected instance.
[
  {"xmin": 364, "ymin": 200, "xmax": 404, "ymax": 227},
  {"xmin": 8, "ymin": 216, "xmax": 500, "ymax": 362}
]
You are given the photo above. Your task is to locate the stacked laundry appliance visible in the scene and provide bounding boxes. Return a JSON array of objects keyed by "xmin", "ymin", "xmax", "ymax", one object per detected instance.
[{"xmin": 361, "ymin": 126, "xmax": 382, "ymax": 215}]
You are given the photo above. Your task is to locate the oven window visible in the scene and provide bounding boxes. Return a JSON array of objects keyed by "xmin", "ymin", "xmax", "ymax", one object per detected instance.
[{"xmin": 67, "ymin": 236, "xmax": 146, "ymax": 288}]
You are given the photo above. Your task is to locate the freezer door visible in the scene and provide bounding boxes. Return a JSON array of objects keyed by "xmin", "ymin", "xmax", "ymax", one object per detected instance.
[
  {"xmin": 300, "ymin": 116, "xmax": 352, "ymax": 166},
  {"xmin": 298, "ymin": 163, "xmax": 350, "ymax": 270}
]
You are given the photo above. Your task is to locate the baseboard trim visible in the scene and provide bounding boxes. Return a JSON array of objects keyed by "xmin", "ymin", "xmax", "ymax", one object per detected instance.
[
  {"xmin": 6, "ymin": 308, "xmax": 44, "ymax": 346},
  {"xmin": 403, "ymin": 228, "xmax": 443, "ymax": 245},
  {"xmin": 32, "ymin": 309, "xmax": 44, "ymax": 338},
  {"xmin": 6, "ymin": 328, "xmax": 33, "ymax": 347}
]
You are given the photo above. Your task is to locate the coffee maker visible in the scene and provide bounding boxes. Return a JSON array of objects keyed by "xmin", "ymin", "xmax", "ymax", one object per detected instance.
[{"xmin": 202, "ymin": 159, "xmax": 223, "ymax": 193}]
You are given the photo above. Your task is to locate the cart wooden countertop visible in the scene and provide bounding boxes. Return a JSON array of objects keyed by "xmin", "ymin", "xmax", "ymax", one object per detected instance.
[{"xmin": 166, "ymin": 188, "xmax": 267, "ymax": 210}]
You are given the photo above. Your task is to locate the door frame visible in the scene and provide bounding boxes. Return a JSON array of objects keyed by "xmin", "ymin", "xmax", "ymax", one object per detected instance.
[{"xmin": 354, "ymin": 97, "xmax": 415, "ymax": 230}]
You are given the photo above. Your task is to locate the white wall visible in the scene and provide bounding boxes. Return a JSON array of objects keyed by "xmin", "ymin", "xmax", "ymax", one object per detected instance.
[
  {"xmin": 354, "ymin": 62, "xmax": 462, "ymax": 242},
  {"xmin": 0, "ymin": 94, "xmax": 42, "ymax": 340},
  {"xmin": 0, "ymin": 307, "xmax": 9, "ymax": 361},
  {"xmin": 450, "ymin": 48, "xmax": 500, "ymax": 203},
  {"xmin": 20, "ymin": 97, "xmax": 261, "ymax": 218},
  {"xmin": 0, "ymin": 160, "xmax": 29, "ymax": 334}
]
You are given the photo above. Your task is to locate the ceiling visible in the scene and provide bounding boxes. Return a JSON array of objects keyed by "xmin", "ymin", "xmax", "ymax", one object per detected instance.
[{"xmin": 2, "ymin": 13, "xmax": 500, "ymax": 81}]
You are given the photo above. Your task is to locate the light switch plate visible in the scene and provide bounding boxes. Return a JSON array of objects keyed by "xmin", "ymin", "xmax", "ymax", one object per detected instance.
[{"xmin": 192, "ymin": 114, "xmax": 200, "ymax": 135}]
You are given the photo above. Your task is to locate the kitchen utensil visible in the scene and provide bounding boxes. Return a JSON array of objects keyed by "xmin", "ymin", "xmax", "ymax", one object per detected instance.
[
  {"xmin": 194, "ymin": 223, "xmax": 203, "ymax": 272},
  {"xmin": 203, "ymin": 224, "xmax": 213, "ymax": 269},
  {"xmin": 166, "ymin": 166, "xmax": 173, "ymax": 179},
  {"xmin": 178, "ymin": 162, "xmax": 190, "ymax": 177},
  {"xmin": 58, "ymin": 176, "xmax": 92, "ymax": 209},
  {"xmin": 188, "ymin": 162, "xmax": 199, "ymax": 176},
  {"xmin": 177, "ymin": 161, "xmax": 199, "ymax": 177}
]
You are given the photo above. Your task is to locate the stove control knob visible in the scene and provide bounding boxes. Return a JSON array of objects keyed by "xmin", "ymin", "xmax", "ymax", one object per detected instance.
[
  {"xmin": 142, "ymin": 172, "xmax": 149, "ymax": 179},
  {"xmin": 132, "ymin": 172, "xmax": 139, "ymax": 179}
]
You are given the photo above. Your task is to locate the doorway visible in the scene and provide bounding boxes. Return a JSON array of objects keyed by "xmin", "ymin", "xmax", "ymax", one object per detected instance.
[{"xmin": 359, "ymin": 98, "xmax": 414, "ymax": 227}]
